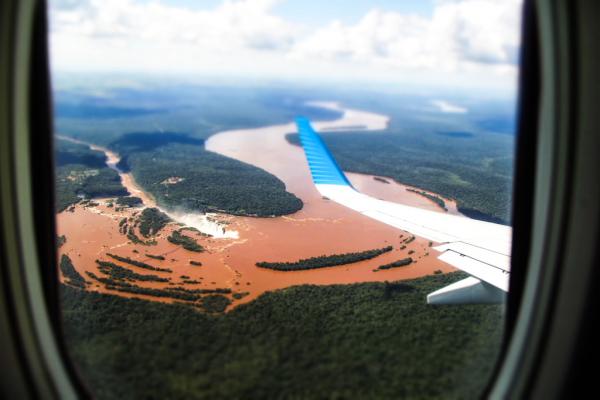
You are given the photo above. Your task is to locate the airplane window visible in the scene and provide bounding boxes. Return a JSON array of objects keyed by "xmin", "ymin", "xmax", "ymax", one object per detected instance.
[{"xmin": 49, "ymin": 0, "xmax": 522, "ymax": 398}]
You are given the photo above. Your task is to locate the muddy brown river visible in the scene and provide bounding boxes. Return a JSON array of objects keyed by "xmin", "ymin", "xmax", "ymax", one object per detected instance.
[{"xmin": 57, "ymin": 102, "xmax": 461, "ymax": 309}]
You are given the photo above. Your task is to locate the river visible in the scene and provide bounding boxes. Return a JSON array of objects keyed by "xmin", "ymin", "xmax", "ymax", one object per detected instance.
[{"xmin": 57, "ymin": 102, "xmax": 459, "ymax": 308}]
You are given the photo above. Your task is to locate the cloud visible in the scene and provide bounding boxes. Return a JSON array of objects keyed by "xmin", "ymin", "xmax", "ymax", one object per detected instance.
[
  {"xmin": 290, "ymin": 0, "xmax": 522, "ymax": 74},
  {"xmin": 431, "ymin": 100, "xmax": 468, "ymax": 113},
  {"xmin": 50, "ymin": 0, "xmax": 296, "ymax": 52},
  {"xmin": 49, "ymin": 0, "xmax": 522, "ymax": 88}
]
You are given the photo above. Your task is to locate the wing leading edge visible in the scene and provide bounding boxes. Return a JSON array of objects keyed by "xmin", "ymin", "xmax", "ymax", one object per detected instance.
[{"xmin": 296, "ymin": 117, "xmax": 512, "ymax": 304}]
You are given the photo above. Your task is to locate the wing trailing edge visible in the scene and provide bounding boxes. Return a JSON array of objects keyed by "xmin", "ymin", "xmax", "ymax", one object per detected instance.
[{"xmin": 427, "ymin": 277, "xmax": 507, "ymax": 304}]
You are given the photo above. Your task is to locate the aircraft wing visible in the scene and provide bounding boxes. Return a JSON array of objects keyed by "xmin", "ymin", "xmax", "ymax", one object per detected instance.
[{"xmin": 295, "ymin": 117, "xmax": 512, "ymax": 304}]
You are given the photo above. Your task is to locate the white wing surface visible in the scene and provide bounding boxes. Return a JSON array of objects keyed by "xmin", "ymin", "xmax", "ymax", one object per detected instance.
[{"xmin": 296, "ymin": 117, "xmax": 512, "ymax": 304}]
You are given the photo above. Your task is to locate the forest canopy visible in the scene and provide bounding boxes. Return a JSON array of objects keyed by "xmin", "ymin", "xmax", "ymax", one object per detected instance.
[
  {"xmin": 112, "ymin": 133, "xmax": 303, "ymax": 217},
  {"xmin": 54, "ymin": 139, "xmax": 127, "ymax": 211},
  {"xmin": 256, "ymin": 246, "xmax": 393, "ymax": 271},
  {"xmin": 61, "ymin": 272, "xmax": 503, "ymax": 399}
]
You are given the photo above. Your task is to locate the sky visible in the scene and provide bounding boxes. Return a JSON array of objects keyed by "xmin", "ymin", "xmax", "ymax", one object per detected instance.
[{"xmin": 49, "ymin": 0, "xmax": 523, "ymax": 93}]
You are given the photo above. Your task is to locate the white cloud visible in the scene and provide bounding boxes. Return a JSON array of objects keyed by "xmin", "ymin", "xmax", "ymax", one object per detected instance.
[
  {"xmin": 431, "ymin": 100, "xmax": 468, "ymax": 113},
  {"xmin": 51, "ymin": 0, "xmax": 85, "ymax": 10},
  {"xmin": 290, "ymin": 0, "xmax": 521, "ymax": 74},
  {"xmin": 49, "ymin": 0, "xmax": 522, "ymax": 90},
  {"xmin": 51, "ymin": 0, "xmax": 296, "ymax": 52}
]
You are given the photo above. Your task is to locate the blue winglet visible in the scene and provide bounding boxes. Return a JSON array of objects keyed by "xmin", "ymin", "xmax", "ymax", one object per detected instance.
[{"xmin": 295, "ymin": 117, "xmax": 352, "ymax": 186}]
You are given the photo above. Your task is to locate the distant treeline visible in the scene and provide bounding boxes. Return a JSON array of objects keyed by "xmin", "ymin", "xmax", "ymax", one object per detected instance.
[
  {"xmin": 96, "ymin": 260, "xmax": 169, "ymax": 283},
  {"xmin": 55, "ymin": 139, "xmax": 107, "ymax": 167},
  {"xmin": 115, "ymin": 196, "xmax": 143, "ymax": 207},
  {"xmin": 55, "ymin": 103, "xmax": 161, "ymax": 119},
  {"xmin": 54, "ymin": 85, "xmax": 343, "ymax": 147},
  {"xmin": 86, "ymin": 271, "xmax": 199, "ymax": 302},
  {"xmin": 256, "ymin": 246, "xmax": 393, "ymax": 271}
]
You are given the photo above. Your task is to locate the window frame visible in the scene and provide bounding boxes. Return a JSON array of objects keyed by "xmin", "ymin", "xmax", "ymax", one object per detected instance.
[{"xmin": 1, "ymin": 0, "xmax": 599, "ymax": 398}]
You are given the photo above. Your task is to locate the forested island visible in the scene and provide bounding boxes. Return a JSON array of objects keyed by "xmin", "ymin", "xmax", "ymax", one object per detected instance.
[
  {"xmin": 66, "ymin": 251, "xmax": 237, "ymax": 307},
  {"xmin": 61, "ymin": 272, "xmax": 503, "ymax": 399},
  {"xmin": 115, "ymin": 196, "xmax": 143, "ymax": 207},
  {"xmin": 137, "ymin": 207, "xmax": 171, "ymax": 237},
  {"xmin": 85, "ymin": 271, "xmax": 202, "ymax": 302},
  {"xmin": 373, "ymin": 176, "xmax": 390, "ymax": 184},
  {"xmin": 55, "ymin": 139, "xmax": 127, "ymax": 211},
  {"xmin": 106, "ymin": 253, "xmax": 172, "ymax": 273},
  {"xmin": 54, "ymin": 85, "xmax": 343, "ymax": 146},
  {"xmin": 111, "ymin": 133, "xmax": 303, "ymax": 217},
  {"xmin": 256, "ymin": 246, "xmax": 393, "ymax": 271},
  {"xmin": 167, "ymin": 230, "xmax": 204, "ymax": 252},
  {"xmin": 95, "ymin": 260, "xmax": 169, "ymax": 283},
  {"xmin": 374, "ymin": 257, "xmax": 414, "ymax": 271},
  {"xmin": 59, "ymin": 255, "xmax": 86, "ymax": 288},
  {"xmin": 406, "ymin": 188, "xmax": 448, "ymax": 211}
]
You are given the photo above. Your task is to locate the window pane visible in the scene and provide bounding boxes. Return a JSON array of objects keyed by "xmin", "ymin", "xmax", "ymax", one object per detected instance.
[{"xmin": 50, "ymin": 1, "xmax": 521, "ymax": 398}]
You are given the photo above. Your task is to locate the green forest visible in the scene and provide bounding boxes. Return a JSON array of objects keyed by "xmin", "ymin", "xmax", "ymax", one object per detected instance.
[
  {"xmin": 111, "ymin": 133, "xmax": 303, "ymax": 217},
  {"xmin": 106, "ymin": 253, "xmax": 172, "ymax": 273},
  {"xmin": 137, "ymin": 207, "xmax": 171, "ymax": 237},
  {"xmin": 256, "ymin": 246, "xmax": 393, "ymax": 271},
  {"xmin": 59, "ymin": 255, "xmax": 86, "ymax": 288},
  {"xmin": 61, "ymin": 272, "xmax": 504, "ymax": 399},
  {"xmin": 54, "ymin": 84, "xmax": 342, "ymax": 146},
  {"xmin": 374, "ymin": 257, "xmax": 414, "ymax": 271},
  {"xmin": 54, "ymin": 139, "xmax": 127, "ymax": 211},
  {"xmin": 95, "ymin": 260, "xmax": 169, "ymax": 283},
  {"xmin": 55, "ymin": 139, "xmax": 107, "ymax": 167},
  {"xmin": 167, "ymin": 230, "xmax": 204, "ymax": 252}
]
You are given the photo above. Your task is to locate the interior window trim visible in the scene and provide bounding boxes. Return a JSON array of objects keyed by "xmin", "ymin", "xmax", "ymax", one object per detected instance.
[{"xmin": 4, "ymin": 0, "xmax": 598, "ymax": 398}]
